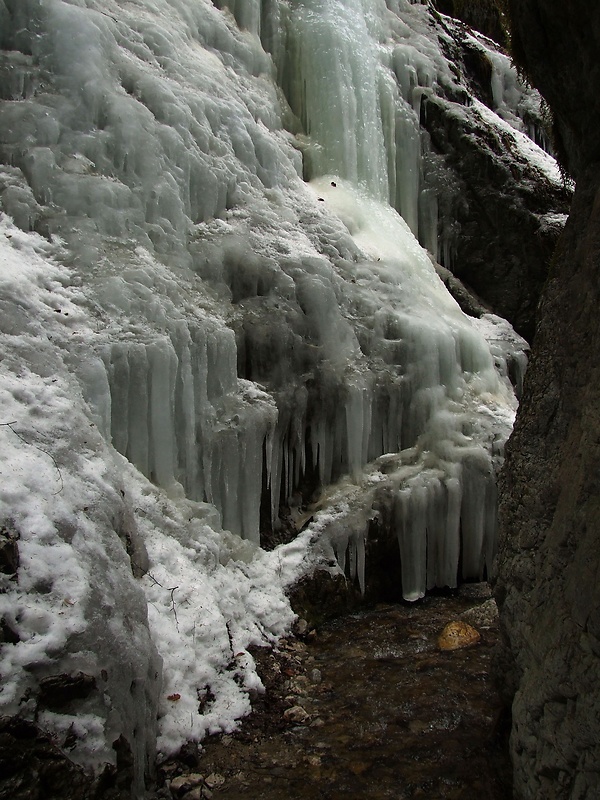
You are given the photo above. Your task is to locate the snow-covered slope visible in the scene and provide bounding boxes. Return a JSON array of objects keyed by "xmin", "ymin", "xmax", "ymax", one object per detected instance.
[{"xmin": 0, "ymin": 0, "xmax": 556, "ymax": 791}]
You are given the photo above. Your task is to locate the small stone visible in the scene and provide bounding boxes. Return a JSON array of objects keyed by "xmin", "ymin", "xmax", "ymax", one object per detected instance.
[
  {"xmin": 460, "ymin": 598, "xmax": 498, "ymax": 628},
  {"xmin": 170, "ymin": 775, "xmax": 193, "ymax": 794},
  {"xmin": 290, "ymin": 675, "xmax": 309, "ymax": 693},
  {"xmin": 309, "ymin": 717, "xmax": 325, "ymax": 728},
  {"xmin": 283, "ymin": 705, "xmax": 310, "ymax": 724},
  {"xmin": 182, "ymin": 789, "xmax": 203, "ymax": 800},
  {"xmin": 437, "ymin": 620, "xmax": 481, "ymax": 651},
  {"xmin": 201, "ymin": 788, "xmax": 213, "ymax": 800},
  {"xmin": 204, "ymin": 773, "xmax": 225, "ymax": 789},
  {"xmin": 310, "ymin": 668, "xmax": 322, "ymax": 684},
  {"xmin": 295, "ymin": 618, "xmax": 309, "ymax": 635},
  {"xmin": 348, "ymin": 760, "xmax": 372, "ymax": 776}
]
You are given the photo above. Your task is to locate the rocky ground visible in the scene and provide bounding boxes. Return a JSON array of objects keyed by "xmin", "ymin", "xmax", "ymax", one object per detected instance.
[{"xmin": 155, "ymin": 584, "xmax": 512, "ymax": 800}]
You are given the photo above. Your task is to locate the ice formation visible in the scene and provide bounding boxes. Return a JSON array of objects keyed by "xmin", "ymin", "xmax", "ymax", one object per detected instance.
[{"xmin": 0, "ymin": 0, "xmax": 556, "ymax": 791}]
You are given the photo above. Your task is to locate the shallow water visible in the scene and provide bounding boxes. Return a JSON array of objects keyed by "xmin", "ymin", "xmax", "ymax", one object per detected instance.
[{"xmin": 165, "ymin": 585, "xmax": 512, "ymax": 799}]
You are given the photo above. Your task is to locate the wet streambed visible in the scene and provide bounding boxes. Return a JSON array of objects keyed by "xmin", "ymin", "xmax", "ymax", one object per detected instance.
[{"xmin": 160, "ymin": 584, "xmax": 511, "ymax": 799}]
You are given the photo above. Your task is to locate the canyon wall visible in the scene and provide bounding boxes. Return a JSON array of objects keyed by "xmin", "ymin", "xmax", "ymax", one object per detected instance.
[{"xmin": 495, "ymin": 2, "xmax": 600, "ymax": 797}]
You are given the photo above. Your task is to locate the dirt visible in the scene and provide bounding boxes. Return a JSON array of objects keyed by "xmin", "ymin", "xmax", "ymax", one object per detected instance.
[{"xmin": 156, "ymin": 584, "xmax": 512, "ymax": 800}]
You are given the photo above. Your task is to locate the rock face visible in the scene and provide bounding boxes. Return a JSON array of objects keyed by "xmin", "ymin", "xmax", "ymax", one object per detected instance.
[
  {"xmin": 495, "ymin": 2, "xmax": 600, "ymax": 797},
  {"xmin": 418, "ymin": 12, "xmax": 572, "ymax": 341},
  {"xmin": 421, "ymin": 86, "xmax": 570, "ymax": 341},
  {"xmin": 432, "ymin": 0, "xmax": 507, "ymax": 45}
]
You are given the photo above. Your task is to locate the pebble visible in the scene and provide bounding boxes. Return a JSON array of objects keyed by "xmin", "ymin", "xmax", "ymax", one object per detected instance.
[
  {"xmin": 204, "ymin": 773, "xmax": 225, "ymax": 789},
  {"xmin": 295, "ymin": 618, "xmax": 309, "ymax": 635},
  {"xmin": 283, "ymin": 705, "xmax": 311, "ymax": 724},
  {"xmin": 310, "ymin": 668, "xmax": 322, "ymax": 684},
  {"xmin": 460, "ymin": 598, "xmax": 498, "ymax": 629},
  {"xmin": 169, "ymin": 773, "xmax": 204, "ymax": 794}
]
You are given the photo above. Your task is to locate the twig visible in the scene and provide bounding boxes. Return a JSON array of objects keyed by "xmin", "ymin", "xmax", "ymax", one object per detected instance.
[
  {"xmin": 225, "ymin": 620, "xmax": 235, "ymax": 658},
  {"xmin": 1, "ymin": 421, "xmax": 64, "ymax": 494},
  {"xmin": 139, "ymin": 566, "xmax": 180, "ymax": 631}
]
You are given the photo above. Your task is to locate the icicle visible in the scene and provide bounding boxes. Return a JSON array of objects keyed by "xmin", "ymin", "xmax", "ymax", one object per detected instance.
[
  {"xmin": 148, "ymin": 339, "xmax": 178, "ymax": 490},
  {"xmin": 107, "ymin": 342, "xmax": 131, "ymax": 455},
  {"xmin": 356, "ymin": 528, "xmax": 366, "ymax": 594},
  {"xmin": 173, "ymin": 329, "xmax": 199, "ymax": 498},
  {"xmin": 127, "ymin": 343, "xmax": 151, "ymax": 478},
  {"xmin": 346, "ymin": 381, "xmax": 366, "ymax": 482},
  {"xmin": 396, "ymin": 485, "xmax": 427, "ymax": 602},
  {"xmin": 239, "ymin": 422, "xmax": 262, "ymax": 544}
]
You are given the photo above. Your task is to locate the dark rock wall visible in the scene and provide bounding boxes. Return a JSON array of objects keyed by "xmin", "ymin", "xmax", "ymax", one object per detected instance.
[
  {"xmin": 505, "ymin": 1, "xmax": 600, "ymax": 181},
  {"xmin": 495, "ymin": 2, "xmax": 600, "ymax": 797},
  {"xmin": 421, "ymin": 90, "xmax": 569, "ymax": 341},
  {"xmin": 432, "ymin": 0, "xmax": 507, "ymax": 45}
]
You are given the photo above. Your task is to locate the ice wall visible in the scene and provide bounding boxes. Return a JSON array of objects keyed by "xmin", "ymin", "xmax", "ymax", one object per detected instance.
[{"xmin": 0, "ymin": 0, "xmax": 541, "ymax": 788}]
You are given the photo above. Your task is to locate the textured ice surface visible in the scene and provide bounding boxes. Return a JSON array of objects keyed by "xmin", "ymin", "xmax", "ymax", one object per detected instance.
[{"xmin": 0, "ymin": 0, "xmax": 540, "ymax": 789}]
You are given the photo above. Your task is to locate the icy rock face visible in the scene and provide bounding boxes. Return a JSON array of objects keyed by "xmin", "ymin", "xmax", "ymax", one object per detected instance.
[
  {"xmin": 416, "ymin": 15, "xmax": 572, "ymax": 340},
  {"xmin": 0, "ymin": 0, "xmax": 555, "ymax": 789},
  {"xmin": 0, "ymin": 223, "xmax": 161, "ymax": 791}
]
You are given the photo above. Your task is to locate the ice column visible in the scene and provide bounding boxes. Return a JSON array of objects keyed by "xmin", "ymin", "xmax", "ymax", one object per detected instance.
[
  {"xmin": 282, "ymin": 0, "xmax": 390, "ymax": 201},
  {"xmin": 100, "ymin": 320, "xmax": 277, "ymax": 544}
]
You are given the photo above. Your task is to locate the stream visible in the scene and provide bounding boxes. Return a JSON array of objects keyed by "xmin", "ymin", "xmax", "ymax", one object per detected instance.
[{"xmin": 159, "ymin": 584, "xmax": 512, "ymax": 799}]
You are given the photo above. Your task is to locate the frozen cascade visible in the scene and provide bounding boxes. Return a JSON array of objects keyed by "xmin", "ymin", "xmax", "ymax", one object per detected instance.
[{"xmin": 0, "ymin": 0, "xmax": 548, "ymax": 789}]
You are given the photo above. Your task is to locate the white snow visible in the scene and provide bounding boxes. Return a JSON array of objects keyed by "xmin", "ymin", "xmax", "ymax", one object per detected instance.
[{"xmin": 474, "ymin": 99, "xmax": 563, "ymax": 185}]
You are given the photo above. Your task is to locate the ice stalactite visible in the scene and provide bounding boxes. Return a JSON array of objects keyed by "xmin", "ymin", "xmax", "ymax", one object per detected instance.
[{"xmin": 98, "ymin": 311, "xmax": 277, "ymax": 544}]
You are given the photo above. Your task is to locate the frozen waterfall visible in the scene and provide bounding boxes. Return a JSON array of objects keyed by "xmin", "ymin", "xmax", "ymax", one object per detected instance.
[{"xmin": 0, "ymin": 0, "xmax": 553, "ymax": 790}]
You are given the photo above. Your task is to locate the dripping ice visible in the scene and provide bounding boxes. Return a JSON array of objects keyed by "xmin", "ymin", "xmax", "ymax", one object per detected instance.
[{"xmin": 0, "ymin": 0, "xmax": 555, "ymax": 790}]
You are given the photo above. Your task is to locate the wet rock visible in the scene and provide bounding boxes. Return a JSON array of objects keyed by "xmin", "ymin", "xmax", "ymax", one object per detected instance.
[
  {"xmin": 177, "ymin": 741, "xmax": 201, "ymax": 768},
  {"xmin": 437, "ymin": 621, "xmax": 481, "ymax": 651},
  {"xmin": 170, "ymin": 773, "xmax": 204, "ymax": 795},
  {"xmin": 204, "ymin": 773, "xmax": 225, "ymax": 789},
  {"xmin": 287, "ymin": 569, "xmax": 362, "ymax": 628},
  {"xmin": 289, "ymin": 675, "xmax": 309, "ymax": 694},
  {"xmin": 0, "ymin": 524, "xmax": 19, "ymax": 577},
  {"xmin": 0, "ymin": 616, "xmax": 20, "ymax": 644},
  {"xmin": 461, "ymin": 598, "xmax": 498, "ymax": 628},
  {"xmin": 283, "ymin": 705, "xmax": 310, "ymax": 724},
  {"xmin": 38, "ymin": 672, "xmax": 96, "ymax": 710}
]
